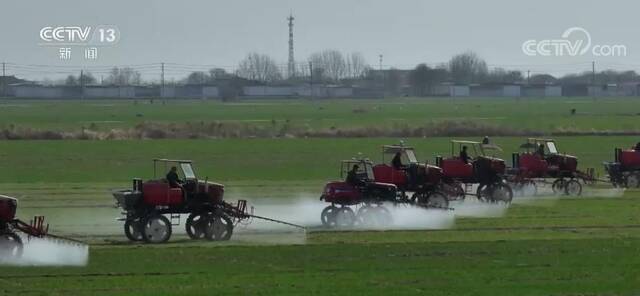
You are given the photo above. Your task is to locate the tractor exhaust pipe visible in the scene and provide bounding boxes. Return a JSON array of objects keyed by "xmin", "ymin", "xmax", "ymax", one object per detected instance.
[
  {"xmin": 132, "ymin": 178, "xmax": 142, "ymax": 192},
  {"xmin": 615, "ymin": 148, "xmax": 621, "ymax": 163},
  {"xmin": 512, "ymin": 153, "xmax": 520, "ymax": 168}
]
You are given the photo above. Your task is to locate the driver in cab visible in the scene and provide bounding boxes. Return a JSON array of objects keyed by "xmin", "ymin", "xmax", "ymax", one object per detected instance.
[
  {"xmin": 346, "ymin": 164, "xmax": 365, "ymax": 187},
  {"xmin": 460, "ymin": 146, "xmax": 472, "ymax": 164},
  {"xmin": 166, "ymin": 166, "xmax": 183, "ymax": 189},
  {"xmin": 391, "ymin": 152, "xmax": 404, "ymax": 170}
]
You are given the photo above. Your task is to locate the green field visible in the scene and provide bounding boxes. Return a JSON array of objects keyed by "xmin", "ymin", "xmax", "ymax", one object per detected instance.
[
  {"xmin": 1, "ymin": 97, "xmax": 640, "ymax": 133},
  {"xmin": 1, "ymin": 183, "xmax": 639, "ymax": 295},
  {"xmin": 1, "ymin": 98, "xmax": 640, "ymax": 295},
  {"xmin": 0, "ymin": 136, "xmax": 631, "ymax": 183}
]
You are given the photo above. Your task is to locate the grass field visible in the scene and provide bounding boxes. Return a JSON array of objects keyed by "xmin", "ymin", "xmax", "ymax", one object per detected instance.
[
  {"xmin": 0, "ymin": 136, "xmax": 633, "ymax": 183},
  {"xmin": 0, "ymin": 183, "xmax": 639, "ymax": 295},
  {"xmin": 1, "ymin": 98, "xmax": 640, "ymax": 295},
  {"xmin": 1, "ymin": 97, "xmax": 640, "ymax": 133},
  {"xmin": 1, "ymin": 238, "xmax": 638, "ymax": 295}
]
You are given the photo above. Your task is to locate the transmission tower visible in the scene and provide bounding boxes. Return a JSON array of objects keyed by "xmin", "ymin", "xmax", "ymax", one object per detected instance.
[{"xmin": 287, "ymin": 13, "xmax": 295, "ymax": 78}]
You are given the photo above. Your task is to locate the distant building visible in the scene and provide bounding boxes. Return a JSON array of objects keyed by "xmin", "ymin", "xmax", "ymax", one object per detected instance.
[
  {"xmin": 522, "ymin": 85, "xmax": 562, "ymax": 97},
  {"xmin": 470, "ymin": 84, "xmax": 521, "ymax": 97}
]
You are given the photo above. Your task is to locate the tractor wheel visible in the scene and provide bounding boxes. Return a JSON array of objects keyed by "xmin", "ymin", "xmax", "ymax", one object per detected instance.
[
  {"xmin": 124, "ymin": 218, "xmax": 144, "ymax": 241},
  {"xmin": 372, "ymin": 206, "xmax": 392, "ymax": 226},
  {"xmin": 453, "ymin": 183, "xmax": 466, "ymax": 201},
  {"xmin": 356, "ymin": 205, "xmax": 373, "ymax": 226},
  {"xmin": 186, "ymin": 213, "xmax": 207, "ymax": 240},
  {"xmin": 625, "ymin": 173, "xmax": 640, "ymax": 188},
  {"xmin": 204, "ymin": 214, "xmax": 233, "ymax": 241},
  {"xmin": 0, "ymin": 233, "xmax": 23, "ymax": 258},
  {"xmin": 320, "ymin": 205, "xmax": 338, "ymax": 227},
  {"xmin": 476, "ymin": 184, "xmax": 490, "ymax": 202},
  {"xmin": 141, "ymin": 214, "xmax": 172, "ymax": 244},
  {"xmin": 521, "ymin": 181, "xmax": 538, "ymax": 197},
  {"xmin": 552, "ymin": 179, "xmax": 566, "ymax": 195},
  {"xmin": 357, "ymin": 205, "xmax": 392, "ymax": 227},
  {"xmin": 410, "ymin": 192, "xmax": 423, "ymax": 203},
  {"xmin": 564, "ymin": 179, "xmax": 583, "ymax": 196},
  {"xmin": 489, "ymin": 183, "xmax": 513, "ymax": 204},
  {"xmin": 334, "ymin": 207, "xmax": 356, "ymax": 227},
  {"xmin": 417, "ymin": 192, "xmax": 449, "ymax": 209}
]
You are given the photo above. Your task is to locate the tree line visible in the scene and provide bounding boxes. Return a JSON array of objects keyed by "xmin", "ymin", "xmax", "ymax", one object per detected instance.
[{"xmin": 57, "ymin": 51, "xmax": 640, "ymax": 96}]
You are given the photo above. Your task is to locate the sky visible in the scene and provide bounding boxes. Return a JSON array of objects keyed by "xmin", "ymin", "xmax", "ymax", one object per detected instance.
[{"xmin": 1, "ymin": 0, "xmax": 637, "ymax": 80}]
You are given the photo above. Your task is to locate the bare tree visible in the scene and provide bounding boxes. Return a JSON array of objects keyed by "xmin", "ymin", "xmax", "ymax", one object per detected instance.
[
  {"xmin": 209, "ymin": 68, "xmax": 228, "ymax": 81},
  {"xmin": 486, "ymin": 68, "xmax": 523, "ymax": 84},
  {"xmin": 80, "ymin": 72, "xmax": 97, "ymax": 85},
  {"xmin": 529, "ymin": 74, "xmax": 557, "ymax": 84},
  {"xmin": 185, "ymin": 71, "xmax": 208, "ymax": 85},
  {"xmin": 63, "ymin": 72, "xmax": 96, "ymax": 86},
  {"xmin": 236, "ymin": 53, "xmax": 283, "ymax": 82},
  {"xmin": 308, "ymin": 50, "xmax": 347, "ymax": 82},
  {"xmin": 65, "ymin": 75, "xmax": 78, "ymax": 86},
  {"xmin": 345, "ymin": 52, "xmax": 368, "ymax": 78},
  {"xmin": 448, "ymin": 51, "xmax": 488, "ymax": 84},
  {"xmin": 106, "ymin": 67, "xmax": 142, "ymax": 85},
  {"xmin": 410, "ymin": 64, "xmax": 449, "ymax": 96}
]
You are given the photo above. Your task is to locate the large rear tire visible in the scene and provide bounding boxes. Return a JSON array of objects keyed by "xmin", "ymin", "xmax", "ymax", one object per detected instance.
[
  {"xmin": 625, "ymin": 173, "xmax": 640, "ymax": 188},
  {"xmin": 204, "ymin": 214, "xmax": 233, "ymax": 241},
  {"xmin": 452, "ymin": 183, "xmax": 466, "ymax": 201},
  {"xmin": 489, "ymin": 183, "xmax": 513, "ymax": 204},
  {"xmin": 357, "ymin": 205, "xmax": 392, "ymax": 227},
  {"xmin": 564, "ymin": 179, "xmax": 583, "ymax": 196},
  {"xmin": 416, "ymin": 192, "xmax": 449, "ymax": 209},
  {"xmin": 186, "ymin": 213, "xmax": 207, "ymax": 240},
  {"xmin": 552, "ymin": 179, "xmax": 566, "ymax": 195},
  {"xmin": 142, "ymin": 214, "xmax": 172, "ymax": 244},
  {"xmin": 320, "ymin": 205, "xmax": 338, "ymax": 228},
  {"xmin": 476, "ymin": 184, "xmax": 490, "ymax": 202},
  {"xmin": 334, "ymin": 207, "xmax": 356, "ymax": 227},
  {"xmin": 124, "ymin": 218, "xmax": 144, "ymax": 241},
  {"xmin": 520, "ymin": 180, "xmax": 538, "ymax": 197},
  {"xmin": 373, "ymin": 206, "xmax": 392, "ymax": 226}
]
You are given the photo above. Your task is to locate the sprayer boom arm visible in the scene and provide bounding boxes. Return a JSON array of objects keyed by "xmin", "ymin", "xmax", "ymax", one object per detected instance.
[
  {"xmin": 247, "ymin": 214, "xmax": 306, "ymax": 229},
  {"xmin": 12, "ymin": 216, "xmax": 49, "ymax": 238},
  {"xmin": 11, "ymin": 216, "xmax": 86, "ymax": 246}
]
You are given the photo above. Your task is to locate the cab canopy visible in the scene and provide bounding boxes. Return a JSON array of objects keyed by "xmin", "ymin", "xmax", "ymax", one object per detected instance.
[
  {"xmin": 450, "ymin": 140, "xmax": 502, "ymax": 157},
  {"xmin": 382, "ymin": 144, "xmax": 418, "ymax": 164},
  {"xmin": 340, "ymin": 158, "xmax": 375, "ymax": 181},
  {"xmin": 153, "ymin": 159, "xmax": 197, "ymax": 180},
  {"xmin": 520, "ymin": 138, "xmax": 558, "ymax": 154}
]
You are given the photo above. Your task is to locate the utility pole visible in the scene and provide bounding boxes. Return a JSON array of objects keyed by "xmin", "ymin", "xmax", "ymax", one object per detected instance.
[
  {"xmin": 161, "ymin": 62, "xmax": 165, "ymax": 98},
  {"xmin": 287, "ymin": 14, "xmax": 295, "ymax": 78},
  {"xmin": 592, "ymin": 61, "xmax": 596, "ymax": 98},
  {"xmin": 308, "ymin": 61, "xmax": 313, "ymax": 98},
  {"xmin": 592, "ymin": 61, "xmax": 596, "ymax": 85},
  {"xmin": 527, "ymin": 70, "xmax": 531, "ymax": 85},
  {"xmin": 80, "ymin": 69, "xmax": 85, "ymax": 100},
  {"xmin": 1, "ymin": 62, "xmax": 5, "ymax": 97},
  {"xmin": 379, "ymin": 54, "xmax": 384, "ymax": 98}
]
